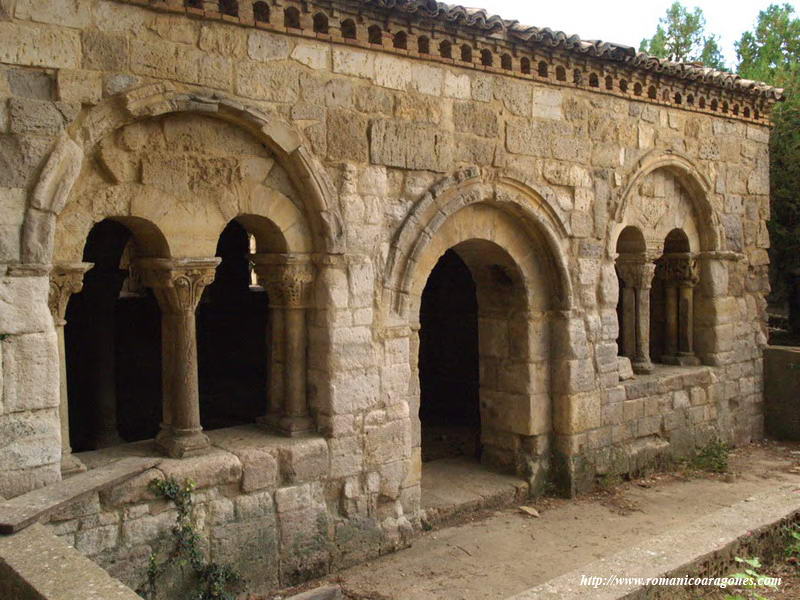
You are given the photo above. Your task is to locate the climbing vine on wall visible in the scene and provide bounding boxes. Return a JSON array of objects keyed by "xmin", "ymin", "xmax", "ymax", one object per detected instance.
[{"xmin": 137, "ymin": 477, "xmax": 244, "ymax": 600}]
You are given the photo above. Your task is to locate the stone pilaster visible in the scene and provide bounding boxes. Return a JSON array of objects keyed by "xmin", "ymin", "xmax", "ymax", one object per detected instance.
[
  {"xmin": 48, "ymin": 262, "xmax": 93, "ymax": 476},
  {"xmin": 616, "ymin": 257, "xmax": 656, "ymax": 374},
  {"xmin": 252, "ymin": 254, "xmax": 315, "ymax": 437},
  {"xmin": 133, "ymin": 257, "xmax": 220, "ymax": 458}
]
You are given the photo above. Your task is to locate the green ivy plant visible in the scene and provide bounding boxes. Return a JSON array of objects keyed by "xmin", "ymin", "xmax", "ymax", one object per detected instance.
[{"xmin": 137, "ymin": 477, "xmax": 244, "ymax": 600}]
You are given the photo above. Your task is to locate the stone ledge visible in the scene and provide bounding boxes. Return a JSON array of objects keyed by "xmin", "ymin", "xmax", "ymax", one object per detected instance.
[
  {"xmin": 506, "ymin": 482, "xmax": 800, "ymax": 599},
  {"xmin": 0, "ymin": 456, "xmax": 160, "ymax": 534},
  {"xmin": 0, "ymin": 523, "xmax": 141, "ymax": 600}
]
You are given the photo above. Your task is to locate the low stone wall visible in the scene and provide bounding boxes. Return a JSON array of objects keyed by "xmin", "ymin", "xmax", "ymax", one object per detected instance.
[
  {"xmin": 764, "ymin": 346, "xmax": 800, "ymax": 440},
  {"xmin": 46, "ymin": 426, "xmax": 415, "ymax": 595},
  {"xmin": 0, "ymin": 523, "xmax": 141, "ymax": 600}
]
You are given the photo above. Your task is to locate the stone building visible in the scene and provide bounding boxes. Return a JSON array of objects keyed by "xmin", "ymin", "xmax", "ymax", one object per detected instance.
[{"xmin": 0, "ymin": 0, "xmax": 782, "ymax": 592}]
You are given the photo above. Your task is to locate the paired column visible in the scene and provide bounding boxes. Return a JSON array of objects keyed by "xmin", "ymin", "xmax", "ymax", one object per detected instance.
[
  {"xmin": 133, "ymin": 258, "xmax": 220, "ymax": 458},
  {"xmin": 616, "ymin": 256, "xmax": 656, "ymax": 374},
  {"xmin": 252, "ymin": 254, "xmax": 315, "ymax": 437},
  {"xmin": 48, "ymin": 263, "xmax": 93, "ymax": 476},
  {"xmin": 662, "ymin": 253, "xmax": 700, "ymax": 365}
]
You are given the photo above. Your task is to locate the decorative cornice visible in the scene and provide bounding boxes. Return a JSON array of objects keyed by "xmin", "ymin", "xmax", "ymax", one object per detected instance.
[{"xmin": 114, "ymin": 0, "xmax": 781, "ymax": 123}]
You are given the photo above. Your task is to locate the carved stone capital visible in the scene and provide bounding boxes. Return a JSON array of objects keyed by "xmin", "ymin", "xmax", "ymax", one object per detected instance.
[
  {"xmin": 616, "ymin": 258, "xmax": 656, "ymax": 290},
  {"xmin": 132, "ymin": 257, "xmax": 220, "ymax": 314},
  {"xmin": 48, "ymin": 263, "xmax": 93, "ymax": 325},
  {"xmin": 252, "ymin": 254, "xmax": 315, "ymax": 308},
  {"xmin": 664, "ymin": 253, "xmax": 699, "ymax": 287}
]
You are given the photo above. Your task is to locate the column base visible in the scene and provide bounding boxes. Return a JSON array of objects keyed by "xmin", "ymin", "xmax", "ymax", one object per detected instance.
[
  {"xmin": 632, "ymin": 360, "xmax": 654, "ymax": 375},
  {"xmin": 276, "ymin": 415, "xmax": 314, "ymax": 437},
  {"xmin": 256, "ymin": 412, "xmax": 282, "ymax": 431},
  {"xmin": 676, "ymin": 353, "xmax": 701, "ymax": 366},
  {"xmin": 93, "ymin": 431, "xmax": 124, "ymax": 450},
  {"xmin": 61, "ymin": 453, "xmax": 87, "ymax": 477},
  {"xmin": 156, "ymin": 427, "xmax": 211, "ymax": 458}
]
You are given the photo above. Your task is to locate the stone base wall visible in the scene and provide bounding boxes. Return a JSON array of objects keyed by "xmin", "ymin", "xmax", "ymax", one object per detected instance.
[{"xmin": 46, "ymin": 428, "xmax": 415, "ymax": 594}]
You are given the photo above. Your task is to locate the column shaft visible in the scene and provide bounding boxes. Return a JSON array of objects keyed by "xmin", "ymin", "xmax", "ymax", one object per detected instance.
[
  {"xmin": 134, "ymin": 257, "xmax": 219, "ymax": 458},
  {"xmin": 663, "ymin": 283, "xmax": 679, "ymax": 361}
]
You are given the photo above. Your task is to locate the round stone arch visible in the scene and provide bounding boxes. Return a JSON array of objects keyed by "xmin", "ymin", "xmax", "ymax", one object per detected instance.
[
  {"xmin": 612, "ymin": 150, "xmax": 723, "ymax": 255},
  {"xmin": 385, "ymin": 173, "xmax": 574, "ymax": 488},
  {"xmin": 20, "ymin": 83, "xmax": 343, "ymax": 266}
]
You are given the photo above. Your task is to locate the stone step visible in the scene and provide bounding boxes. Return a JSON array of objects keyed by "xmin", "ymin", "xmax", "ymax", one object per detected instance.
[{"xmin": 0, "ymin": 456, "xmax": 161, "ymax": 535}]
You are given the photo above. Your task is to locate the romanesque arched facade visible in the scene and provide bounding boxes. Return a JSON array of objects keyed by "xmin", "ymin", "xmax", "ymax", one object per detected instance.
[{"xmin": 0, "ymin": 0, "xmax": 779, "ymax": 592}]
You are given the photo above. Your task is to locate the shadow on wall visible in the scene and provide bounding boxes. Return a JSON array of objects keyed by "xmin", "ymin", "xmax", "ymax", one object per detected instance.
[{"xmin": 765, "ymin": 346, "xmax": 800, "ymax": 440}]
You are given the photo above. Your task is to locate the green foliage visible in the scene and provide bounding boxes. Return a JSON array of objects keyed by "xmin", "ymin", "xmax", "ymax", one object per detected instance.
[
  {"xmin": 137, "ymin": 478, "xmax": 244, "ymax": 600},
  {"xmin": 639, "ymin": 1, "xmax": 727, "ymax": 69},
  {"xmin": 735, "ymin": 5, "xmax": 800, "ymax": 320},
  {"xmin": 689, "ymin": 439, "xmax": 729, "ymax": 473},
  {"xmin": 784, "ymin": 524, "xmax": 800, "ymax": 558}
]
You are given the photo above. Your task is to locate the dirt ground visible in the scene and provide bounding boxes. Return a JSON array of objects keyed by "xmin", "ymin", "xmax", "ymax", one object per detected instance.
[{"xmin": 270, "ymin": 440, "xmax": 800, "ymax": 600}]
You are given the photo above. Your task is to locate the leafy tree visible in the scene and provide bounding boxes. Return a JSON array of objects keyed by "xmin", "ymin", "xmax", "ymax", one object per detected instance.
[
  {"xmin": 639, "ymin": 1, "xmax": 727, "ymax": 69},
  {"xmin": 735, "ymin": 4, "xmax": 800, "ymax": 333}
]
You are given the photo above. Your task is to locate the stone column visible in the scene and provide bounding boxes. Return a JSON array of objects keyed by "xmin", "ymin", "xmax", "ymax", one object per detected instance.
[
  {"xmin": 133, "ymin": 258, "xmax": 220, "ymax": 458},
  {"xmin": 252, "ymin": 254, "xmax": 315, "ymax": 437},
  {"xmin": 48, "ymin": 263, "xmax": 93, "ymax": 476},
  {"xmin": 660, "ymin": 259, "xmax": 680, "ymax": 364},
  {"xmin": 617, "ymin": 257, "xmax": 655, "ymax": 374},
  {"xmin": 672, "ymin": 254, "xmax": 701, "ymax": 365}
]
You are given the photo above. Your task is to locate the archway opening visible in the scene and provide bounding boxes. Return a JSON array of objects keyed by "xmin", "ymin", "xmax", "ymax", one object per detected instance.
[
  {"xmin": 197, "ymin": 220, "xmax": 268, "ymax": 430},
  {"xmin": 65, "ymin": 219, "xmax": 163, "ymax": 452},
  {"xmin": 419, "ymin": 249, "xmax": 481, "ymax": 463}
]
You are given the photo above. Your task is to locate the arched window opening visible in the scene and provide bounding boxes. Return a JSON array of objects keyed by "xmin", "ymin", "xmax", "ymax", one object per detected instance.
[
  {"xmin": 480, "ymin": 49, "xmax": 493, "ymax": 67},
  {"xmin": 197, "ymin": 220, "xmax": 268, "ymax": 431},
  {"xmin": 460, "ymin": 44, "xmax": 473, "ymax": 63},
  {"xmin": 633, "ymin": 82, "xmax": 642, "ymax": 96},
  {"xmin": 312, "ymin": 12, "xmax": 328, "ymax": 34},
  {"xmin": 589, "ymin": 73, "xmax": 599, "ymax": 87},
  {"xmin": 418, "ymin": 35, "xmax": 430, "ymax": 54},
  {"xmin": 555, "ymin": 65, "xmax": 566, "ymax": 81},
  {"xmin": 520, "ymin": 57, "xmax": 531, "ymax": 74},
  {"xmin": 368, "ymin": 25, "xmax": 382, "ymax": 45},
  {"xmin": 501, "ymin": 53, "xmax": 513, "ymax": 70},
  {"xmin": 219, "ymin": 0, "xmax": 238, "ymax": 17},
  {"xmin": 605, "ymin": 75, "xmax": 614, "ymax": 90},
  {"xmin": 393, "ymin": 30, "xmax": 407, "ymax": 50},
  {"xmin": 573, "ymin": 69, "xmax": 582, "ymax": 85},
  {"xmin": 439, "ymin": 39, "xmax": 452, "ymax": 59},
  {"xmin": 619, "ymin": 79, "xmax": 628, "ymax": 93},
  {"xmin": 283, "ymin": 6, "xmax": 300, "ymax": 29},
  {"xmin": 721, "ymin": 101, "xmax": 729, "ymax": 113},
  {"xmin": 650, "ymin": 229, "xmax": 699, "ymax": 367},
  {"xmin": 538, "ymin": 61, "xmax": 549, "ymax": 78},
  {"xmin": 341, "ymin": 18, "xmax": 356, "ymax": 39},
  {"xmin": 710, "ymin": 99, "xmax": 718, "ymax": 111},
  {"xmin": 65, "ymin": 220, "xmax": 162, "ymax": 452},
  {"xmin": 744, "ymin": 106, "xmax": 751, "ymax": 118},
  {"xmin": 253, "ymin": 1, "xmax": 269, "ymax": 23},
  {"xmin": 614, "ymin": 226, "xmax": 651, "ymax": 373},
  {"xmin": 699, "ymin": 97, "xmax": 706, "ymax": 109},
  {"xmin": 733, "ymin": 104, "xmax": 740, "ymax": 115},
  {"xmin": 648, "ymin": 85, "xmax": 657, "ymax": 99},
  {"xmin": 687, "ymin": 94, "xmax": 695, "ymax": 106},
  {"xmin": 674, "ymin": 92, "xmax": 682, "ymax": 104}
]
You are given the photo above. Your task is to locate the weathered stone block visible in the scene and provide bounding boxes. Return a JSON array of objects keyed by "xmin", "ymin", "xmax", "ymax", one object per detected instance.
[
  {"xmin": 82, "ymin": 30, "xmax": 127, "ymax": 72},
  {"xmin": 2, "ymin": 331, "xmax": 58, "ymax": 413},
  {"xmin": 369, "ymin": 120, "xmax": 452, "ymax": 172},
  {"xmin": 280, "ymin": 438, "xmax": 329, "ymax": 484}
]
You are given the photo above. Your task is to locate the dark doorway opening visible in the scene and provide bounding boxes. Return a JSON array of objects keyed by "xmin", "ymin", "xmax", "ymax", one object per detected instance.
[
  {"xmin": 419, "ymin": 249, "xmax": 481, "ymax": 463},
  {"xmin": 65, "ymin": 219, "xmax": 162, "ymax": 452},
  {"xmin": 197, "ymin": 220, "xmax": 268, "ymax": 430}
]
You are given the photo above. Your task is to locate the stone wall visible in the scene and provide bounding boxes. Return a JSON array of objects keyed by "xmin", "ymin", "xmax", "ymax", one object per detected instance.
[{"xmin": 0, "ymin": 0, "xmax": 773, "ymax": 593}]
